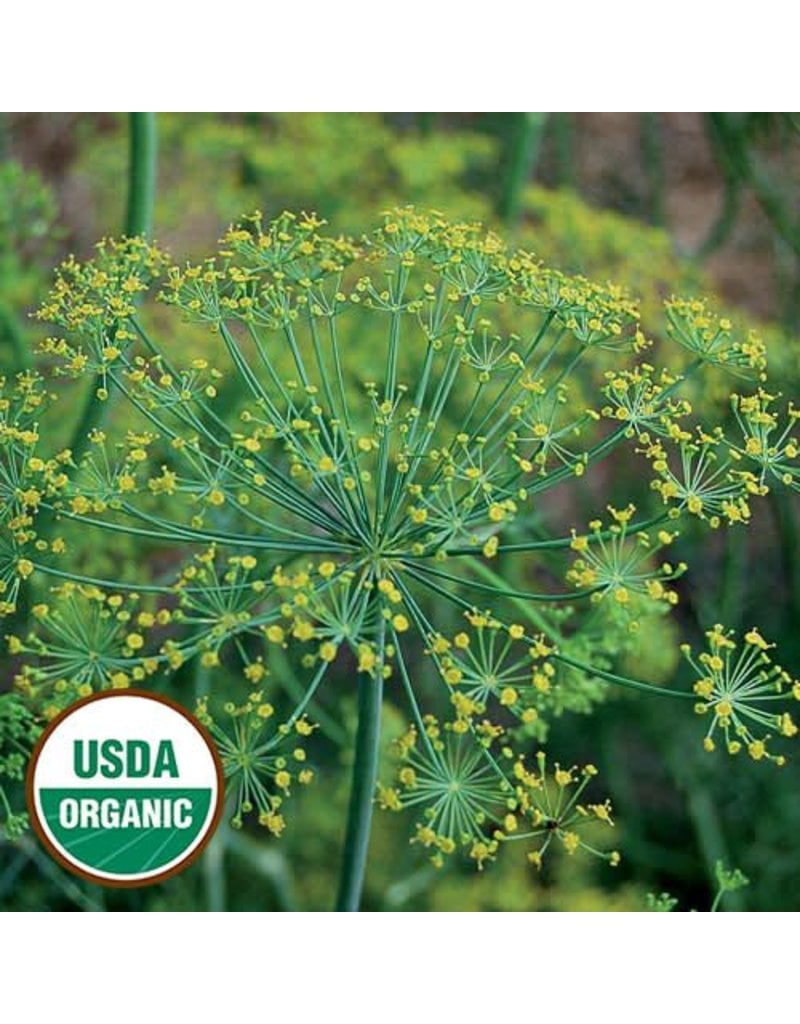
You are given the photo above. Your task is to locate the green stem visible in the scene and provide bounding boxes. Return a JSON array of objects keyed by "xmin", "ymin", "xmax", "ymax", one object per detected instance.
[
  {"xmin": 464, "ymin": 555, "xmax": 562, "ymax": 638},
  {"xmin": 407, "ymin": 559, "xmax": 595, "ymax": 604},
  {"xmin": 191, "ymin": 660, "xmax": 227, "ymax": 912},
  {"xmin": 69, "ymin": 113, "xmax": 157, "ymax": 464},
  {"xmin": 203, "ymin": 814, "xmax": 230, "ymax": 913},
  {"xmin": 240, "ymin": 112, "xmax": 261, "ymax": 188},
  {"xmin": 640, "ymin": 113, "xmax": 665, "ymax": 227},
  {"xmin": 553, "ymin": 651, "xmax": 694, "ymax": 700},
  {"xmin": 499, "ymin": 113, "xmax": 548, "ymax": 226},
  {"xmin": 125, "ymin": 113, "xmax": 157, "ymax": 239},
  {"xmin": 335, "ymin": 616, "xmax": 385, "ymax": 912}
]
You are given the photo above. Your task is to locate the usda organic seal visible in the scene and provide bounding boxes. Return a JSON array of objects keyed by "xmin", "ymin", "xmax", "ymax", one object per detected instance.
[{"xmin": 27, "ymin": 690, "xmax": 223, "ymax": 887}]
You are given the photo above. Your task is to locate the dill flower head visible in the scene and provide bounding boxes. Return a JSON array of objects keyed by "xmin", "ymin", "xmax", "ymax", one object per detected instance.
[
  {"xmin": 197, "ymin": 695, "xmax": 316, "ymax": 834},
  {"xmin": 567, "ymin": 505, "xmax": 685, "ymax": 613},
  {"xmin": 600, "ymin": 364, "xmax": 692, "ymax": 439},
  {"xmin": 644, "ymin": 433, "xmax": 756, "ymax": 527},
  {"xmin": 2, "ymin": 206, "xmax": 795, "ymax": 878},
  {"xmin": 380, "ymin": 719, "xmax": 508, "ymax": 869},
  {"xmin": 730, "ymin": 389, "xmax": 800, "ymax": 492},
  {"xmin": 424, "ymin": 614, "xmax": 546, "ymax": 725},
  {"xmin": 9, "ymin": 584, "xmax": 161, "ymax": 718},
  {"xmin": 506, "ymin": 751, "xmax": 619, "ymax": 869},
  {"xmin": 665, "ymin": 298, "xmax": 767, "ymax": 378},
  {"xmin": 380, "ymin": 720, "xmax": 617, "ymax": 870},
  {"xmin": 683, "ymin": 624, "xmax": 799, "ymax": 764}
]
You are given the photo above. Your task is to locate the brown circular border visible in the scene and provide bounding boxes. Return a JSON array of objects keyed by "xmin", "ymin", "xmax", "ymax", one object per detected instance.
[{"xmin": 25, "ymin": 688, "xmax": 225, "ymax": 889}]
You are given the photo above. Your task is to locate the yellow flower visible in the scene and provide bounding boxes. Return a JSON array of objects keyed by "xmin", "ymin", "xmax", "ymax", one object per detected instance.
[{"xmin": 319, "ymin": 641, "xmax": 338, "ymax": 662}]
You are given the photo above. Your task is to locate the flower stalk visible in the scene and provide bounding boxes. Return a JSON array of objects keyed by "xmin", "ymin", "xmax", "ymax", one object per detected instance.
[
  {"xmin": 336, "ymin": 612, "xmax": 385, "ymax": 912},
  {"xmin": 69, "ymin": 113, "xmax": 157, "ymax": 465}
]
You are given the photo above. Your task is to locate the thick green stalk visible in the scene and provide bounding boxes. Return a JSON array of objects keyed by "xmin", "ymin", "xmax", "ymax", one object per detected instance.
[
  {"xmin": 640, "ymin": 113, "xmax": 665, "ymax": 227},
  {"xmin": 335, "ymin": 617, "xmax": 385, "ymax": 911},
  {"xmin": 192, "ymin": 660, "xmax": 227, "ymax": 913},
  {"xmin": 240, "ymin": 112, "xmax": 262, "ymax": 188},
  {"xmin": 125, "ymin": 112, "xmax": 157, "ymax": 239},
  {"xmin": 69, "ymin": 113, "xmax": 156, "ymax": 463},
  {"xmin": 499, "ymin": 113, "xmax": 548, "ymax": 226}
]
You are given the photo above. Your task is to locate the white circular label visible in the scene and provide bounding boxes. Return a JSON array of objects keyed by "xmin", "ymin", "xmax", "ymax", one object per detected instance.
[{"xmin": 27, "ymin": 690, "xmax": 223, "ymax": 886}]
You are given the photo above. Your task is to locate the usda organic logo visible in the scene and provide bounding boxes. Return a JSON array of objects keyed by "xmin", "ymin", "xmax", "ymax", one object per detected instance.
[{"xmin": 27, "ymin": 690, "xmax": 223, "ymax": 886}]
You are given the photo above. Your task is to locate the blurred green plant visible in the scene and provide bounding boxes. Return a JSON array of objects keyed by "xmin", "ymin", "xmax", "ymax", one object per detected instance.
[
  {"xmin": 70, "ymin": 113, "xmax": 497, "ymax": 245},
  {"xmin": 646, "ymin": 858, "xmax": 749, "ymax": 912},
  {"xmin": 0, "ymin": 160, "xmax": 58, "ymax": 373}
]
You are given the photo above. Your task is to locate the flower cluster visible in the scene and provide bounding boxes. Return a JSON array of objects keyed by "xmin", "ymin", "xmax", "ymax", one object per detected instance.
[
  {"xmin": 684, "ymin": 625, "xmax": 799, "ymax": 764},
  {"xmin": 379, "ymin": 721, "xmax": 618, "ymax": 870},
  {"xmin": 1, "ymin": 207, "xmax": 793, "ymax": 874},
  {"xmin": 644, "ymin": 434, "xmax": 757, "ymax": 526},
  {"xmin": 665, "ymin": 298, "xmax": 767, "ymax": 378},
  {"xmin": 9, "ymin": 584, "xmax": 162, "ymax": 718},
  {"xmin": 730, "ymin": 389, "xmax": 800, "ymax": 491},
  {"xmin": 197, "ymin": 695, "xmax": 316, "ymax": 834},
  {"xmin": 568, "ymin": 505, "xmax": 685, "ymax": 614}
]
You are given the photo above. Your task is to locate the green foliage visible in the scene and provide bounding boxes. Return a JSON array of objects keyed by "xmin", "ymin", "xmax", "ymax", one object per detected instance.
[
  {"xmin": 0, "ymin": 160, "xmax": 58, "ymax": 374},
  {"xmin": 0, "ymin": 693, "xmax": 39, "ymax": 839},
  {"xmin": 73, "ymin": 114, "xmax": 497, "ymax": 244},
  {"xmin": 646, "ymin": 859, "xmax": 749, "ymax": 912},
  {"xmin": 0, "ymin": 160, "xmax": 57, "ymax": 282},
  {"xmin": 645, "ymin": 891, "xmax": 678, "ymax": 911}
]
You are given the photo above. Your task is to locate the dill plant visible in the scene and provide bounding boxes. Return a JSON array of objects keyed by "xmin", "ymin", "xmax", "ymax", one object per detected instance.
[{"xmin": 2, "ymin": 207, "xmax": 799, "ymax": 909}]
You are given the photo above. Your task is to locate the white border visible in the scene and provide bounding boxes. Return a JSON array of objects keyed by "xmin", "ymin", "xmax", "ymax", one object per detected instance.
[
  {"xmin": 0, "ymin": 4, "xmax": 794, "ymax": 107},
  {"xmin": 1, "ymin": 915, "xmax": 796, "ymax": 1017}
]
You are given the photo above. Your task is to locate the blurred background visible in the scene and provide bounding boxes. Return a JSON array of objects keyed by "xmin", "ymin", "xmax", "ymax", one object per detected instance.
[{"xmin": 1, "ymin": 112, "xmax": 799, "ymax": 911}]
